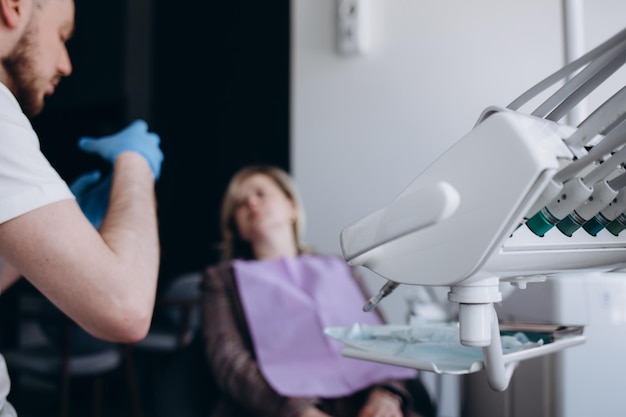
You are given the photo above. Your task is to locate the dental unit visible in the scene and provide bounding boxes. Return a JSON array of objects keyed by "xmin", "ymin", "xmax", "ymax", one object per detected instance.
[{"xmin": 338, "ymin": 27, "xmax": 626, "ymax": 391}]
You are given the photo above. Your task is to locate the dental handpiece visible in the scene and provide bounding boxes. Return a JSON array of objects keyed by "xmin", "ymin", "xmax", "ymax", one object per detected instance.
[
  {"xmin": 527, "ymin": 148, "xmax": 626, "ymax": 236},
  {"xmin": 556, "ymin": 175, "xmax": 626, "ymax": 236},
  {"xmin": 363, "ymin": 280, "xmax": 400, "ymax": 312},
  {"xmin": 583, "ymin": 181, "xmax": 626, "ymax": 235}
]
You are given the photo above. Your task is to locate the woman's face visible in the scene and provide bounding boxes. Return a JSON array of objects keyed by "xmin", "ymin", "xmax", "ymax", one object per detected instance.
[{"xmin": 232, "ymin": 173, "xmax": 296, "ymax": 244}]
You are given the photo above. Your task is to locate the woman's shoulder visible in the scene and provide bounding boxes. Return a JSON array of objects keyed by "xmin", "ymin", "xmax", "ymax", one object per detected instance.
[
  {"xmin": 202, "ymin": 260, "xmax": 237, "ymax": 286},
  {"xmin": 204, "ymin": 259, "xmax": 233, "ymax": 272}
]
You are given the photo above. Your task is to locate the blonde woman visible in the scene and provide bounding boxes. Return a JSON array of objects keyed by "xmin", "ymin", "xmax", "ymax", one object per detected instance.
[{"xmin": 201, "ymin": 165, "xmax": 434, "ymax": 417}]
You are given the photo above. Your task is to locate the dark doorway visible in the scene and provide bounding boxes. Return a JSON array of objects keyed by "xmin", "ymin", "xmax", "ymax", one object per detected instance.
[{"xmin": 151, "ymin": 0, "xmax": 291, "ymax": 283}]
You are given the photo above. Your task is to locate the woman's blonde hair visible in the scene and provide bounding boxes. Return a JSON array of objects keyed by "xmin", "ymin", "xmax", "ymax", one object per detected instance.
[{"xmin": 219, "ymin": 165, "xmax": 308, "ymax": 260}]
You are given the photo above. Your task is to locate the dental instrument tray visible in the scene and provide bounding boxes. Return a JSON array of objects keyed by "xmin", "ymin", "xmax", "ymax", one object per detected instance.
[
  {"xmin": 498, "ymin": 322, "xmax": 584, "ymax": 343},
  {"xmin": 325, "ymin": 322, "xmax": 585, "ymax": 375}
]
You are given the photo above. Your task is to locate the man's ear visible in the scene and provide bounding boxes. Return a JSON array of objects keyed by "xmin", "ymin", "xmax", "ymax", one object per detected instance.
[{"xmin": 0, "ymin": 0, "xmax": 28, "ymax": 29}]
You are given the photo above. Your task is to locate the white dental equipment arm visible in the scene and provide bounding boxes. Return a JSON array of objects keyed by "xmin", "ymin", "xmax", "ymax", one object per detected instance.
[{"xmin": 340, "ymin": 27, "xmax": 626, "ymax": 391}]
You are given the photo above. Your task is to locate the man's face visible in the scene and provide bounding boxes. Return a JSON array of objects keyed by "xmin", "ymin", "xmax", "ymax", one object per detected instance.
[{"xmin": 2, "ymin": 0, "xmax": 74, "ymax": 117}]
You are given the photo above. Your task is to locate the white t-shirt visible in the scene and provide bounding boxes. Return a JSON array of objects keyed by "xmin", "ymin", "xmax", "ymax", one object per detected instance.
[
  {"xmin": 0, "ymin": 82, "xmax": 74, "ymax": 417},
  {"xmin": 0, "ymin": 82, "xmax": 73, "ymax": 224}
]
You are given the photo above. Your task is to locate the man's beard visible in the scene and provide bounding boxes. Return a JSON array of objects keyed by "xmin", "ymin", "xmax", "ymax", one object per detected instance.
[{"xmin": 2, "ymin": 24, "xmax": 43, "ymax": 117}]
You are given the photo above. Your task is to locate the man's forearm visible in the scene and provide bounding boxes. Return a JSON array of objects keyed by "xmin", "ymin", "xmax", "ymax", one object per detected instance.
[{"xmin": 94, "ymin": 151, "xmax": 160, "ymax": 338}]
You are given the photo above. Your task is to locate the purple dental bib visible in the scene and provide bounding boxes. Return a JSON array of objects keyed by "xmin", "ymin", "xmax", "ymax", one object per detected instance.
[{"xmin": 233, "ymin": 254, "xmax": 417, "ymax": 397}]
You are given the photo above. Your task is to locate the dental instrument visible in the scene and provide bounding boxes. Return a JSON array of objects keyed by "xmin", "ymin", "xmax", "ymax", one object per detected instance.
[
  {"xmin": 556, "ymin": 171, "xmax": 626, "ymax": 236},
  {"xmin": 526, "ymin": 144, "xmax": 626, "ymax": 236}
]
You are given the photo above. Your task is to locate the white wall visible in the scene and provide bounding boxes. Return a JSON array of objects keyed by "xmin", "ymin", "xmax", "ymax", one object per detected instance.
[
  {"xmin": 291, "ymin": 0, "xmax": 564, "ymax": 322},
  {"xmin": 291, "ymin": 0, "xmax": 564, "ymax": 254}
]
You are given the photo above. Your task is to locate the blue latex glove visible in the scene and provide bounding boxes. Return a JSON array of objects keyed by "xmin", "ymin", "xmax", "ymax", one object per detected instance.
[
  {"xmin": 77, "ymin": 120, "xmax": 163, "ymax": 179},
  {"xmin": 69, "ymin": 170, "xmax": 112, "ymax": 229}
]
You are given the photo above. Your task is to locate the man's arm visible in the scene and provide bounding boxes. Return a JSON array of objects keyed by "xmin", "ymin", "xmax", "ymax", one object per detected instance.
[{"xmin": 0, "ymin": 152, "xmax": 159, "ymax": 343}]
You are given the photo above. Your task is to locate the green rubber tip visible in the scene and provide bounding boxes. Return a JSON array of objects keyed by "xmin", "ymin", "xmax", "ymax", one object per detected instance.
[
  {"xmin": 582, "ymin": 216, "xmax": 606, "ymax": 236},
  {"xmin": 556, "ymin": 215, "xmax": 581, "ymax": 237},
  {"xmin": 606, "ymin": 217, "xmax": 626, "ymax": 236},
  {"xmin": 526, "ymin": 211, "xmax": 556, "ymax": 237}
]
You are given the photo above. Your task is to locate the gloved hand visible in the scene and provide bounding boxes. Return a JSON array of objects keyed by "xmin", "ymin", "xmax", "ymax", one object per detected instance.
[
  {"xmin": 77, "ymin": 119, "xmax": 163, "ymax": 179},
  {"xmin": 69, "ymin": 170, "xmax": 112, "ymax": 230}
]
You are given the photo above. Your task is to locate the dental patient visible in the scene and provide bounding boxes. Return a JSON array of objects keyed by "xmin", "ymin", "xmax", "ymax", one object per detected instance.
[{"xmin": 201, "ymin": 165, "xmax": 435, "ymax": 417}]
